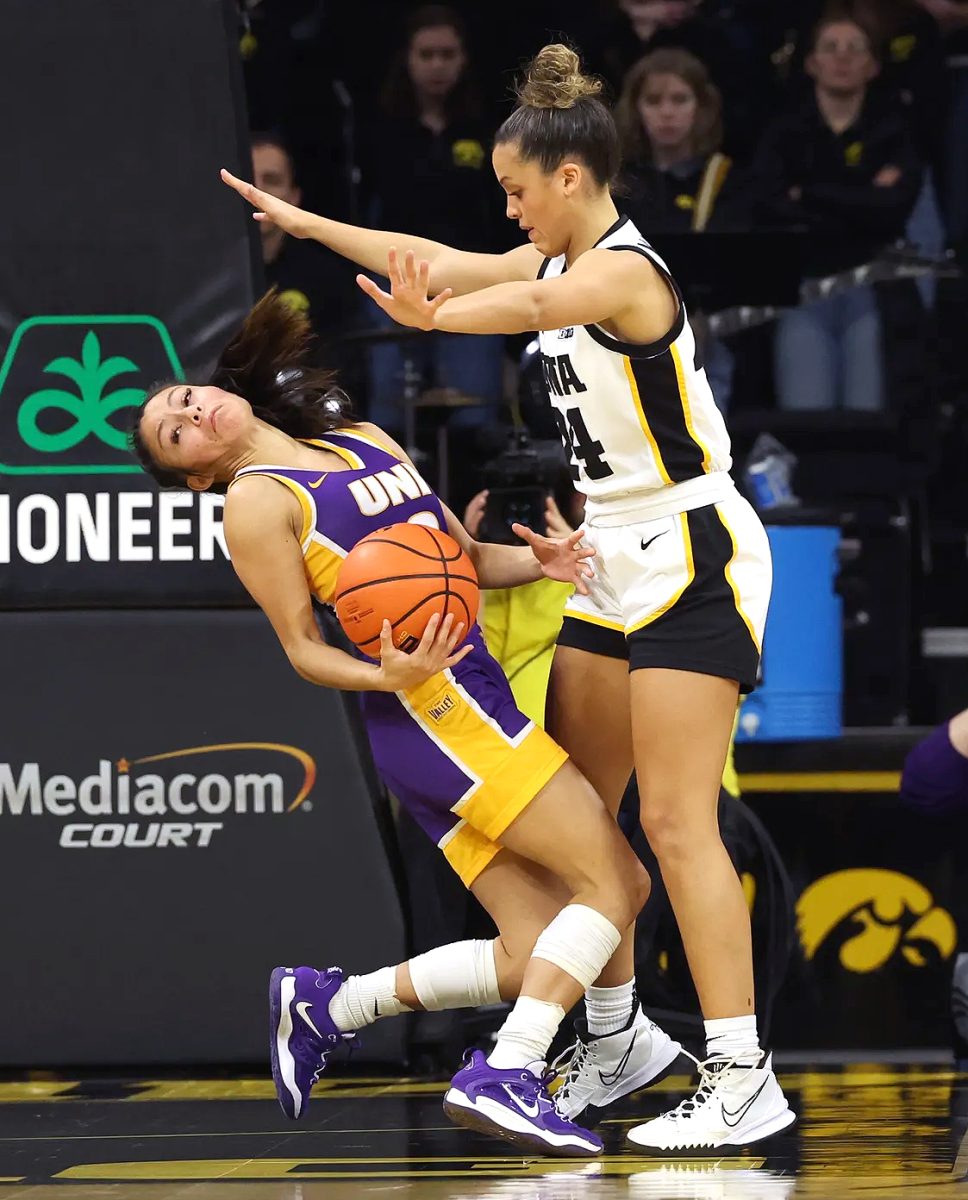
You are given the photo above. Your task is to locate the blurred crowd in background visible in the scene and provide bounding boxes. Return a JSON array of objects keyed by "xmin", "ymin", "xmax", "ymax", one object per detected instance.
[{"xmin": 235, "ymin": 0, "xmax": 968, "ymax": 695}]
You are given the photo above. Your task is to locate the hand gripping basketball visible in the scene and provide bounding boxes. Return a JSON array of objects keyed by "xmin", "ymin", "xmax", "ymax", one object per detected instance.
[
  {"xmin": 376, "ymin": 613, "xmax": 472, "ymax": 692},
  {"xmin": 334, "ymin": 524, "xmax": 480, "ymax": 654}
]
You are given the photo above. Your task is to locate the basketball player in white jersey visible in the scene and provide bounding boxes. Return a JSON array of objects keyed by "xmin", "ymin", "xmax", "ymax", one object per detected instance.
[{"xmin": 221, "ymin": 43, "xmax": 795, "ymax": 1151}]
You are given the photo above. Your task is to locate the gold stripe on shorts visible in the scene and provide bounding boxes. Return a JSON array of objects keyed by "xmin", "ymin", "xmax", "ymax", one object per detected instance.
[{"xmin": 626, "ymin": 511, "xmax": 695, "ymax": 635}]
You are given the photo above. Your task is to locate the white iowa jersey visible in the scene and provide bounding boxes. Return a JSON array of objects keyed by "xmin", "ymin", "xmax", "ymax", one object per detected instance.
[{"xmin": 537, "ymin": 215, "xmax": 732, "ymax": 519}]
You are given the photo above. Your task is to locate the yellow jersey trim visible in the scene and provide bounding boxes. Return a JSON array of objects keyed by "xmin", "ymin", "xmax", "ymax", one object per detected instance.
[
  {"xmin": 398, "ymin": 674, "xmax": 568, "ymax": 853},
  {"xmin": 671, "ymin": 343, "xmax": 711, "ymax": 474},
  {"xmin": 439, "ymin": 822, "xmax": 503, "ymax": 887},
  {"xmin": 306, "ymin": 437, "xmax": 365, "ymax": 470},
  {"xmin": 334, "ymin": 427, "xmax": 398, "ymax": 454},
  {"xmin": 304, "ymin": 538, "xmax": 345, "ymax": 604},
  {"xmin": 233, "ymin": 470, "xmax": 315, "ymax": 548},
  {"xmin": 623, "ymin": 356, "xmax": 673, "ymax": 486}
]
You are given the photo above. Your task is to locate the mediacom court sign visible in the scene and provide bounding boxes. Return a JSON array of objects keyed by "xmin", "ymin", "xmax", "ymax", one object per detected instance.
[
  {"xmin": 0, "ymin": 742, "xmax": 317, "ymax": 850},
  {"xmin": 0, "ymin": 315, "xmax": 245, "ymax": 605}
]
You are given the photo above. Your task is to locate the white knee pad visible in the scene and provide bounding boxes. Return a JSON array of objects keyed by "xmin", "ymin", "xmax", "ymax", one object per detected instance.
[
  {"xmin": 407, "ymin": 938, "xmax": 501, "ymax": 1011},
  {"xmin": 530, "ymin": 904, "xmax": 622, "ymax": 990}
]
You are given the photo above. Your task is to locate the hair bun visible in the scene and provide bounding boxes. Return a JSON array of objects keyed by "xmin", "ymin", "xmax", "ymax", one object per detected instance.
[{"xmin": 517, "ymin": 44, "xmax": 602, "ymax": 110}]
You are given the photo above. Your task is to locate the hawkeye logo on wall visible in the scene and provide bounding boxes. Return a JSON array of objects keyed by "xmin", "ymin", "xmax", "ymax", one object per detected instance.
[
  {"xmin": 797, "ymin": 868, "xmax": 957, "ymax": 972},
  {"xmin": 0, "ymin": 743, "xmax": 317, "ymax": 850},
  {"xmin": 0, "ymin": 315, "xmax": 229, "ymax": 567}
]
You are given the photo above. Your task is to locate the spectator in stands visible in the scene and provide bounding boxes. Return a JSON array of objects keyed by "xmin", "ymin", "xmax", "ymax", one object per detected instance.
[
  {"xmin": 868, "ymin": 1, "xmax": 950, "ymax": 296},
  {"xmin": 615, "ymin": 48, "xmax": 748, "ymax": 409},
  {"xmin": 595, "ymin": 0, "xmax": 779, "ymax": 161},
  {"xmin": 788, "ymin": 2, "xmax": 947, "ymax": 164},
  {"xmin": 787, "ymin": 1, "xmax": 948, "ymax": 298},
  {"xmin": 361, "ymin": 4, "xmax": 505, "ymax": 435},
  {"xmin": 252, "ymin": 133, "xmax": 358, "ymax": 361},
  {"xmin": 616, "ymin": 48, "xmax": 751, "ymax": 233},
  {"xmin": 916, "ymin": 0, "xmax": 968, "ymax": 247},
  {"xmin": 753, "ymin": 14, "xmax": 922, "ymax": 412}
]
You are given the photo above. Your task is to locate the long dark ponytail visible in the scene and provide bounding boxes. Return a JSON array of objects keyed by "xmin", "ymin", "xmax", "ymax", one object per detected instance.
[{"xmin": 130, "ymin": 290, "xmax": 354, "ymax": 489}]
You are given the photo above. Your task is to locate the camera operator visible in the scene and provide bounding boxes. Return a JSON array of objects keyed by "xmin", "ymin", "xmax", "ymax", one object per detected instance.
[{"xmin": 461, "ymin": 431, "xmax": 581, "ymax": 725}]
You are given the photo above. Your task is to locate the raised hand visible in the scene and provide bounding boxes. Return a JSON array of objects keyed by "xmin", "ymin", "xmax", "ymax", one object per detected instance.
[
  {"xmin": 544, "ymin": 495, "xmax": 575, "ymax": 541},
  {"xmin": 220, "ymin": 168, "xmax": 310, "ymax": 238},
  {"xmin": 463, "ymin": 490, "xmax": 489, "ymax": 539},
  {"xmin": 376, "ymin": 613, "xmax": 472, "ymax": 691},
  {"xmin": 511, "ymin": 523, "xmax": 596, "ymax": 594},
  {"xmin": 357, "ymin": 247, "xmax": 452, "ymax": 331}
]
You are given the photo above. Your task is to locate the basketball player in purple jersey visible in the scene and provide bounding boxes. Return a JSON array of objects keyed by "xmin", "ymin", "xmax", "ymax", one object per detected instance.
[
  {"xmin": 220, "ymin": 40, "xmax": 796, "ymax": 1153},
  {"xmin": 132, "ymin": 293, "xmax": 682, "ymax": 1157}
]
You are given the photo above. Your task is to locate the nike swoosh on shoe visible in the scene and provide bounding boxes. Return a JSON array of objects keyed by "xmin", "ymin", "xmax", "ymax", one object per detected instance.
[
  {"xmin": 721, "ymin": 1079, "xmax": 768, "ymax": 1128},
  {"xmin": 597, "ymin": 1030, "xmax": 637, "ymax": 1088},
  {"xmin": 501, "ymin": 1084, "xmax": 540, "ymax": 1118},
  {"xmin": 295, "ymin": 1001, "xmax": 324, "ymax": 1038}
]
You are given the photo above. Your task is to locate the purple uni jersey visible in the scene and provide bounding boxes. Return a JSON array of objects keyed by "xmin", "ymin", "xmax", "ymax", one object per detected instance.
[{"xmin": 233, "ymin": 428, "xmax": 567, "ymax": 887}]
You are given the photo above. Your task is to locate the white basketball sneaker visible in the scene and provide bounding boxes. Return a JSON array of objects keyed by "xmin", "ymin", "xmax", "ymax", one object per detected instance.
[
  {"xmin": 552, "ymin": 1011, "xmax": 683, "ymax": 1120},
  {"xmin": 627, "ymin": 1052, "xmax": 795, "ymax": 1151},
  {"xmin": 627, "ymin": 1163, "xmax": 796, "ymax": 1198}
]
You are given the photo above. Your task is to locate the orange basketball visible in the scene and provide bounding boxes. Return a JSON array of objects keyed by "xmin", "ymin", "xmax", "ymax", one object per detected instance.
[{"xmin": 335, "ymin": 522, "xmax": 479, "ymax": 657}]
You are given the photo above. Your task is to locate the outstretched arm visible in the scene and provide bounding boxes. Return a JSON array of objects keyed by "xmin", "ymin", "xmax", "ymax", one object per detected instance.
[
  {"xmin": 221, "ymin": 169, "xmax": 542, "ymax": 297},
  {"xmin": 358, "ymin": 246, "xmax": 675, "ymax": 338},
  {"xmin": 355, "ymin": 423, "xmax": 595, "ymax": 593}
]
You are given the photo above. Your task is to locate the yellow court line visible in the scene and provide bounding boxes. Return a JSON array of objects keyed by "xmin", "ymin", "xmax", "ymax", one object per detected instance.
[
  {"xmin": 128, "ymin": 1079, "xmax": 450, "ymax": 1102},
  {"xmin": 0, "ymin": 1081, "xmax": 79, "ymax": 1101},
  {"xmin": 738, "ymin": 771, "xmax": 902, "ymax": 793},
  {"xmin": 0, "ymin": 1126, "xmax": 457, "ymax": 1144},
  {"xmin": 0, "ymin": 1076, "xmax": 441, "ymax": 1103},
  {"xmin": 56, "ymin": 1155, "xmax": 768, "ymax": 1181}
]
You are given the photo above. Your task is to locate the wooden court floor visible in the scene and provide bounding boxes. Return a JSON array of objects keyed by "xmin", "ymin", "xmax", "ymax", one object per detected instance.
[{"xmin": 0, "ymin": 1061, "xmax": 965, "ymax": 1199}]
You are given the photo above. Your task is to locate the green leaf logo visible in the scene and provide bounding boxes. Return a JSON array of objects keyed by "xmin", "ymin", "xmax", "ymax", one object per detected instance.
[
  {"xmin": 17, "ymin": 331, "xmax": 144, "ymax": 452},
  {"xmin": 0, "ymin": 315, "xmax": 183, "ymax": 475}
]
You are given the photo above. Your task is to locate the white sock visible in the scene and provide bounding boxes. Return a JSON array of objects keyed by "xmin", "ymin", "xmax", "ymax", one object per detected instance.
[
  {"xmin": 329, "ymin": 966, "xmax": 412, "ymax": 1033},
  {"xmin": 704, "ymin": 1014, "xmax": 761, "ymax": 1063},
  {"xmin": 488, "ymin": 995, "xmax": 565, "ymax": 1070},
  {"xmin": 585, "ymin": 979, "xmax": 636, "ymax": 1037},
  {"xmin": 487, "ymin": 905, "xmax": 622, "ymax": 1070}
]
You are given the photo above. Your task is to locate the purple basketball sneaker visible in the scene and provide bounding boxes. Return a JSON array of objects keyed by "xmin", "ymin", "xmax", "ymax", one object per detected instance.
[
  {"xmin": 443, "ymin": 1049, "xmax": 604, "ymax": 1157},
  {"xmin": 269, "ymin": 965, "xmax": 352, "ymax": 1119}
]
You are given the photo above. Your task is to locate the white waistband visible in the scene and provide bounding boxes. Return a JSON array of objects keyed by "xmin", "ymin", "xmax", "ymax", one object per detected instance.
[{"xmin": 584, "ymin": 472, "xmax": 736, "ymax": 527}]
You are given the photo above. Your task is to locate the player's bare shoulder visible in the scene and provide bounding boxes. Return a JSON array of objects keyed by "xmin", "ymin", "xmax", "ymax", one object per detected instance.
[
  {"xmin": 582, "ymin": 247, "xmax": 677, "ymax": 344},
  {"xmin": 225, "ymin": 473, "xmax": 303, "ymax": 541}
]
